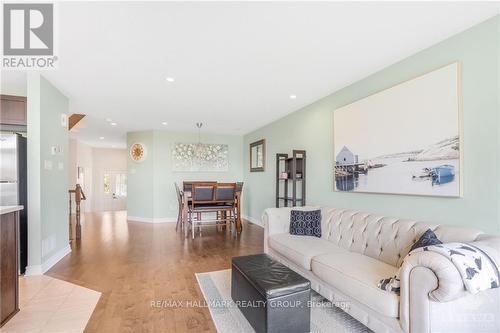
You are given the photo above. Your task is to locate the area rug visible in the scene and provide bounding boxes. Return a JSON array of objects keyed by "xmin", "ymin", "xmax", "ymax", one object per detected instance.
[{"xmin": 196, "ymin": 269, "xmax": 372, "ymax": 333}]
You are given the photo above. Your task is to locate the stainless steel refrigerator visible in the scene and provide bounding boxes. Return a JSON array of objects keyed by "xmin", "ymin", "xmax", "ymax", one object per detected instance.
[{"xmin": 0, "ymin": 133, "xmax": 28, "ymax": 274}]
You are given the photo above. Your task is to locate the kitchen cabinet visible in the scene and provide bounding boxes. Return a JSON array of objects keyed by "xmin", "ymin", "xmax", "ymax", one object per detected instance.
[
  {"xmin": 0, "ymin": 206, "xmax": 22, "ymax": 327},
  {"xmin": 0, "ymin": 95, "xmax": 27, "ymax": 126}
]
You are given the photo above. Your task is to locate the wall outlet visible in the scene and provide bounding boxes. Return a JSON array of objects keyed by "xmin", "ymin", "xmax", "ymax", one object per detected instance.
[
  {"xmin": 44, "ymin": 160, "xmax": 53, "ymax": 170},
  {"xmin": 61, "ymin": 114, "xmax": 68, "ymax": 127}
]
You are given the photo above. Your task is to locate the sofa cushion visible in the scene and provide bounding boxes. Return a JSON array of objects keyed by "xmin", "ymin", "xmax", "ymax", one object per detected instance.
[
  {"xmin": 268, "ymin": 233, "xmax": 347, "ymax": 270},
  {"xmin": 311, "ymin": 252, "xmax": 400, "ymax": 318}
]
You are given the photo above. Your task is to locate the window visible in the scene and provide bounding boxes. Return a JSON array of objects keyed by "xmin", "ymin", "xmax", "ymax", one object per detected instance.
[
  {"xmin": 103, "ymin": 174, "xmax": 110, "ymax": 194},
  {"xmin": 115, "ymin": 173, "xmax": 127, "ymax": 197},
  {"xmin": 77, "ymin": 167, "xmax": 84, "ymax": 185},
  {"xmin": 103, "ymin": 172, "xmax": 127, "ymax": 197}
]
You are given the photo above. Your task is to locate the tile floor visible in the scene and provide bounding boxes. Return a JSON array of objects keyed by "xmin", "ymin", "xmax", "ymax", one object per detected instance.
[{"xmin": 0, "ymin": 275, "xmax": 101, "ymax": 333}]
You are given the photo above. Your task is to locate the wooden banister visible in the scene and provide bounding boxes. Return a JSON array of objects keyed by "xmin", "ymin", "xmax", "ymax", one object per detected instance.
[{"xmin": 69, "ymin": 184, "xmax": 86, "ymax": 241}]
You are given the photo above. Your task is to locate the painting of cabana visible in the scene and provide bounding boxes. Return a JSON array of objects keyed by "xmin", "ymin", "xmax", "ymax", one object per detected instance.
[{"xmin": 333, "ymin": 62, "xmax": 462, "ymax": 197}]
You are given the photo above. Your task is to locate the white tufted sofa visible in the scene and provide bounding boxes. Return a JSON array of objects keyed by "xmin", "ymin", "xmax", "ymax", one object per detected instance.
[{"xmin": 262, "ymin": 207, "xmax": 500, "ymax": 333}]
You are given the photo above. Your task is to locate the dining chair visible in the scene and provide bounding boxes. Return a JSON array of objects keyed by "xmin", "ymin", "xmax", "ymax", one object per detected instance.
[
  {"xmin": 183, "ymin": 181, "xmax": 215, "ymax": 193},
  {"xmin": 234, "ymin": 182, "xmax": 244, "ymax": 232},
  {"xmin": 174, "ymin": 182, "xmax": 184, "ymax": 231},
  {"xmin": 214, "ymin": 183, "xmax": 237, "ymax": 232},
  {"xmin": 188, "ymin": 182, "xmax": 236, "ymax": 239},
  {"xmin": 188, "ymin": 182, "xmax": 216, "ymax": 239},
  {"xmin": 182, "ymin": 181, "xmax": 193, "ymax": 193}
]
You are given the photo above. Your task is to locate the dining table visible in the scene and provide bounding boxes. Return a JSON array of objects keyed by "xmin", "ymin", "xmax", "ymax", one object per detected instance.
[{"xmin": 181, "ymin": 190, "xmax": 243, "ymax": 236}]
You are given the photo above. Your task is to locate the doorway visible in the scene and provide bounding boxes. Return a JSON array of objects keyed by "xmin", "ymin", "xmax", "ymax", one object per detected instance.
[{"xmin": 99, "ymin": 171, "xmax": 127, "ymax": 211}]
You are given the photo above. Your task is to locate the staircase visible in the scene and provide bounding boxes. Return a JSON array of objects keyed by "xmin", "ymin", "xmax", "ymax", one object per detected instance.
[{"xmin": 68, "ymin": 114, "xmax": 85, "ymax": 131}]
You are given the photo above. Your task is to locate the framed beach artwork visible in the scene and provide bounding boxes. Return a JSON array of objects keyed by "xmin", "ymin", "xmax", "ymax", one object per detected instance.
[{"xmin": 333, "ymin": 62, "xmax": 462, "ymax": 197}]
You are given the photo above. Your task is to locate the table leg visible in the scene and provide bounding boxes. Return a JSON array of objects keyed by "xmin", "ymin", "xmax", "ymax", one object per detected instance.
[
  {"xmin": 221, "ymin": 211, "xmax": 227, "ymax": 232},
  {"xmin": 182, "ymin": 196, "xmax": 189, "ymax": 238},
  {"xmin": 236, "ymin": 192, "xmax": 242, "ymax": 233}
]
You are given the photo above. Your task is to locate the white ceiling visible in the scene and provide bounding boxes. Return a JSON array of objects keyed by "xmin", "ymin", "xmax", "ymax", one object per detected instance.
[{"xmin": 1, "ymin": 2, "xmax": 499, "ymax": 148}]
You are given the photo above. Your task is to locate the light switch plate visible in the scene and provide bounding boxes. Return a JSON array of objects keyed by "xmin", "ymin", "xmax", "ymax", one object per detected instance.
[
  {"xmin": 51, "ymin": 146, "xmax": 63, "ymax": 155},
  {"xmin": 44, "ymin": 160, "xmax": 53, "ymax": 170},
  {"xmin": 61, "ymin": 114, "xmax": 68, "ymax": 127},
  {"xmin": 58, "ymin": 162, "xmax": 64, "ymax": 170}
]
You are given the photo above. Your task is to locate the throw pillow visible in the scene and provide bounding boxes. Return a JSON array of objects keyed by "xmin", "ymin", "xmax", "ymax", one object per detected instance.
[
  {"xmin": 380, "ymin": 229, "xmax": 443, "ymax": 294},
  {"xmin": 289, "ymin": 209, "xmax": 321, "ymax": 238},
  {"xmin": 410, "ymin": 229, "xmax": 442, "ymax": 252}
]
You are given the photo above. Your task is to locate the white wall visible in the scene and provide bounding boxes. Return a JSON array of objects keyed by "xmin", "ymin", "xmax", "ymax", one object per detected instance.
[
  {"xmin": 92, "ymin": 148, "xmax": 127, "ymax": 212},
  {"xmin": 69, "ymin": 142, "xmax": 127, "ymax": 212},
  {"xmin": 69, "ymin": 139, "xmax": 77, "ymax": 188},
  {"xmin": 68, "ymin": 139, "xmax": 93, "ymax": 212}
]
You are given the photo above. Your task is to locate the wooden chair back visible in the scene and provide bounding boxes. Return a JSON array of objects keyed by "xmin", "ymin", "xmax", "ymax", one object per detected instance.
[
  {"xmin": 191, "ymin": 182, "xmax": 217, "ymax": 205},
  {"xmin": 174, "ymin": 182, "xmax": 183, "ymax": 206},
  {"xmin": 214, "ymin": 183, "xmax": 236, "ymax": 204},
  {"xmin": 183, "ymin": 181, "xmax": 216, "ymax": 192}
]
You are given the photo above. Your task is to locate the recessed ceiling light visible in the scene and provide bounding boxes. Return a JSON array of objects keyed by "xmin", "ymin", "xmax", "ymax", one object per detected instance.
[
  {"xmin": 99, "ymin": 136, "xmax": 104, "ymax": 140},
  {"xmin": 105, "ymin": 118, "xmax": 112, "ymax": 122},
  {"xmin": 162, "ymin": 121, "xmax": 168, "ymax": 126},
  {"xmin": 289, "ymin": 94, "xmax": 297, "ymax": 99},
  {"xmin": 166, "ymin": 77, "xmax": 175, "ymax": 82},
  {"xmin": 110, "ymin": 122, "xmax": 117, "ymax": 126},
  {"xmin": 111, "ymin": 145, "xmax": 116, "ymax": 148}
]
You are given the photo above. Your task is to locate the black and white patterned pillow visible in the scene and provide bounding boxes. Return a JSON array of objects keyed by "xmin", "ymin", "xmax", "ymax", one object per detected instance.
[
  {"xmin": 289, "ymin": 210, "xmax": 321, "ymax": 238},
  {"xmin": 410, "ymin": 229, "xmax": 442, "ymax": 252}
]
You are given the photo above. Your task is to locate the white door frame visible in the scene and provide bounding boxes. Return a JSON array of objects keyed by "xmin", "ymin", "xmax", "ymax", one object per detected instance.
[{"xmin": 96, "ymin": 170, "xmax": 127, "ymax": 212}]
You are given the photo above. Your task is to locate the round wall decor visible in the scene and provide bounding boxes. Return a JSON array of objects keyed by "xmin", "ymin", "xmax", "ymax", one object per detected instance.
[{"xmin": 130, "ymin": 142, "xmax": 147, "ymax": 162}]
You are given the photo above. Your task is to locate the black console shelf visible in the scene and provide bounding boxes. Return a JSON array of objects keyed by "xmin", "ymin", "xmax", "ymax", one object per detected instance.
[{"xmin": 275, "ymin": 150, "xmax": 306, "ymax": 208}]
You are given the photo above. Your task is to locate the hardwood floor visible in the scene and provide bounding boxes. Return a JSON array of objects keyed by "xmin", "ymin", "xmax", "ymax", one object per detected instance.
[{"xmin": 47, "ymin": 211, "xmax": 264, "ymax": 333}]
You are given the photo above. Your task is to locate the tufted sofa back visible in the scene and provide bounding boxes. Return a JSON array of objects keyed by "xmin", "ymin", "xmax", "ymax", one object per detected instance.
[{"xmin": 320, "ymin": 208, "xmax": 488, "ymax": 267}]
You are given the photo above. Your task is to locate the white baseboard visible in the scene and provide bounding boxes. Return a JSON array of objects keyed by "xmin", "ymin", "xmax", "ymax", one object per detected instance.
[
  {"xmin": 127, "ymin": 215, "xmax": 177, "ymax": 223},
  {"xmin": 25, "ymin": 244, "xmax": 72, "ymax": 276},
  {"xmin": 25, "ymin": 265, "xmax": 42, "ymax": 276},
  {"xmin": 242, "ymin": 214, "xmax": 263, "ymax": 227},
  {"xmin": 152, "ymin": 217, "xmax": 177, "ymax": 223}
]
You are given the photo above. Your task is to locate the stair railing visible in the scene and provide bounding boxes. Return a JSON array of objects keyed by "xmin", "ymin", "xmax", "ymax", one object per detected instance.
[{"xmin": 69, "ymin": 184, "xmax": 86, "ymax": 240}]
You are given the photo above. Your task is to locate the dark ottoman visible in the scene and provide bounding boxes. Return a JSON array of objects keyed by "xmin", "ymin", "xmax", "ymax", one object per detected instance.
[{"xmin": 231, "ymin": 254, "xmax": 311, "ymax": 333}]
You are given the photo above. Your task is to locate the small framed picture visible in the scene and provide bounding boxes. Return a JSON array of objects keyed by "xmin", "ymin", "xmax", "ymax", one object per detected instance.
[{"xmin": 250, "ymin": 139, "xmax": 266, "ymax": 172}]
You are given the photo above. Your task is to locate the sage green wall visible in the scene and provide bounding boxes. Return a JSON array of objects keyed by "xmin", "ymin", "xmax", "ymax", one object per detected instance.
[
  {"xmin": 127, "ymin": 131, "xmax": 154, "ymax": 218},
  {"xmin": 127, "ymin": 130, "xmax": 243, "ymax": 219},
  {"xmin": 27, "ymin": 73, "xmax": 42, "ymax": 268},
  {"xmin": 27, "ymin": 73, "xmax": 69, "ymax": 271},
  {"xmin": 243, "ymin": 16, "xmax": 500, "ymax": 234}
]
